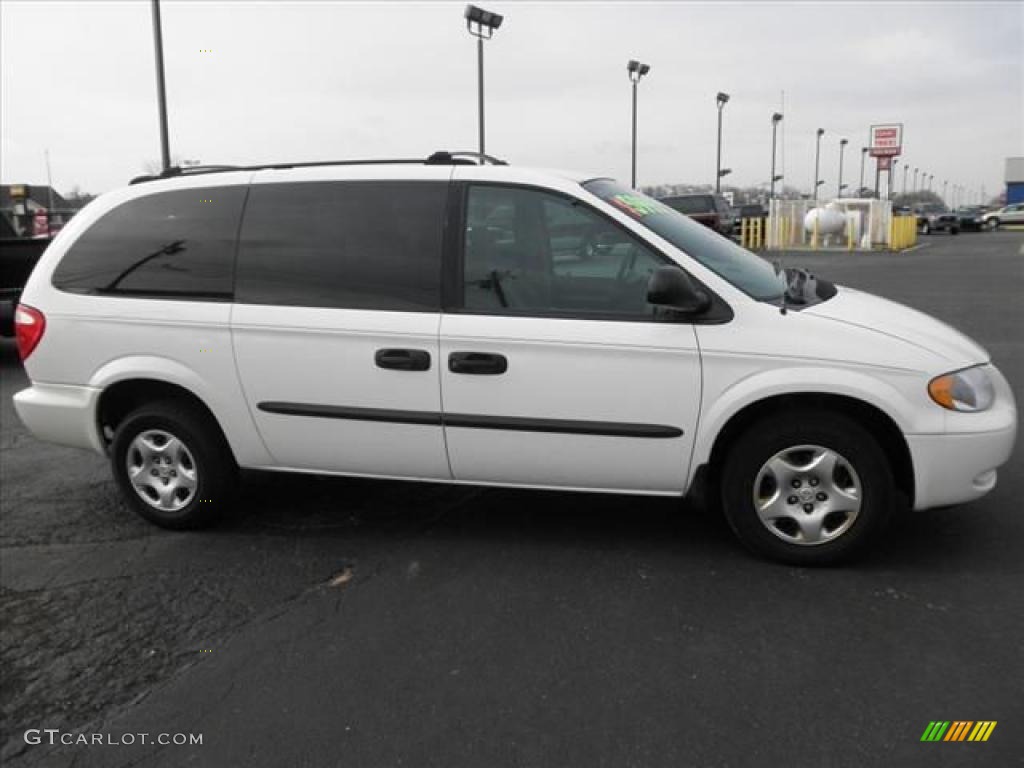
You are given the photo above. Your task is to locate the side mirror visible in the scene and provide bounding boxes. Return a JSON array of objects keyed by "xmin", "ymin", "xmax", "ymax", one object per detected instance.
[{"xmin": 646, "ymin": 266, "xmax": 711, "ymax": 315}]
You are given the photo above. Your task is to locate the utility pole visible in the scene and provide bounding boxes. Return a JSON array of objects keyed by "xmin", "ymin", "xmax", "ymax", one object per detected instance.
[
  {"xmin": 837, "ymin": 138, "xmax": 848, "ymax": 198},
  {"xmin": 150, "ymin": 0, "xmax": 171, "ymax": 173},
  {"xmin": 627, "ymin": 60, "xmax": 651, "ymax": 188},
  {"xmin": 813, "ymin": 128, "xmax": 824, "ymax": 201},
  {"xmin": 715, "ymin": 92, "xmax": 729, "ymax": 193},
  {"xmin": 769, "ymin": 112, "xmax": 783, "ymax": 200},
  {"xmin": 859, "ymin": 147, "xmax": 867, "ymax": 196},
  {"xmin": 464, "ymin": 6, "xmax": 503, "ymax": 161}
]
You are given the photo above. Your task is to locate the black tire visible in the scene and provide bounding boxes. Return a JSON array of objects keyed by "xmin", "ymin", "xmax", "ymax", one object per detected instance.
[
  {"xmin": 986, "ymin": 218, "xmax": 1000, "ymax": 231},
  {"xmin": 720, "ymin": 410, "xmax": 895, "ymax": 565},
  {"xmin": 111, "ymin": 399, "xmax": 237, "ymax": 529},
  {"xmin": 950, "ymin": 227, "xmax": 959, "ymax": 235}
]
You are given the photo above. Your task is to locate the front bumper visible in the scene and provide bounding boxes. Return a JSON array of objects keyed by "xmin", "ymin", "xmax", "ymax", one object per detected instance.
[
  {"xmin": 907, "ymin": 424, "xmax": 1016, "ymax": 510},
  {"xmin": 13, "ymin": 383, "xmax": 104, "ymax": 454}
]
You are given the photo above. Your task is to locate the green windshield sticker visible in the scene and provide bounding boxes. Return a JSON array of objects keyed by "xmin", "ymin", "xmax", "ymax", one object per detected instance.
[{"xmin": 610, "ymin": 194, "xmax": 670, "ymax": 218}]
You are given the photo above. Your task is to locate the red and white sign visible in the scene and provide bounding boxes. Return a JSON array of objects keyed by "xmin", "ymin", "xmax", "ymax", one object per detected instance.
[
  {"xmin": 876, "ymin": 156, "xmax": 892, "ymax": 171},
  {"xmin": 32, "ymin": 209, "xmax": 50, "ymax": 238},
  {"xmin": 869, "ymin": 124, "xmax": 903, "ymax": 157}
]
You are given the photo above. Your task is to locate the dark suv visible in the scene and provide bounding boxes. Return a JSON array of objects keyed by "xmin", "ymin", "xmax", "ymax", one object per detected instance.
[
  {"xmin": 659, "ymin": 193, "xmax": 735, "ymax": 236},
  {"xmin": 915, "ymin": 204, "xmax": 959, "ymax": 235}
]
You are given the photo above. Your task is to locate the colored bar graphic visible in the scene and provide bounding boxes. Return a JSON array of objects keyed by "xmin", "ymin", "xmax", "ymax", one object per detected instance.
[
  {"xmin": 944, "ymin": 721, "xmax": 972, "ymax": 741},
  {"xmin": 921, "ymin": 721, "xmax": 950, "ymax": 741},
  {"xmin": 921, "ymin": 721, "xmax": 996, "ymax": 742}
]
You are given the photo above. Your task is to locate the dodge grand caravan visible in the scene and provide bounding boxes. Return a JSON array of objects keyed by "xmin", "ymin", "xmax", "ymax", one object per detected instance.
[{"xmin": 12, "ymin": 153, "xmax": 1017, "ymax": 564}]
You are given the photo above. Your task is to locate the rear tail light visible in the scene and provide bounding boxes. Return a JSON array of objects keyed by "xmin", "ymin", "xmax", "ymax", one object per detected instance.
[{"xmin": 14, "ymin": 304, "xmax": 46, "ymax": 360}]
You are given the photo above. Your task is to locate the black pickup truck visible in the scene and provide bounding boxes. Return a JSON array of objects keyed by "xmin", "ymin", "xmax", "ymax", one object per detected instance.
[{"xmin": 0, "ymin": 224, "xmax": 50, "ymax": 336}]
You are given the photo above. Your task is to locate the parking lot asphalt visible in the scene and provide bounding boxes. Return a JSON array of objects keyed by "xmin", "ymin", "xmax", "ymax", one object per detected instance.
[{"xmin": 1, "ymin": 231, "xmax": 1022, "ymax": 767}]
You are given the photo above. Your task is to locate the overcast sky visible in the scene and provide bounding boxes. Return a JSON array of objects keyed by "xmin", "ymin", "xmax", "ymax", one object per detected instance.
[{"xmin": 2, "ymin": 1, "xmax": 1021, "ymax": 201}]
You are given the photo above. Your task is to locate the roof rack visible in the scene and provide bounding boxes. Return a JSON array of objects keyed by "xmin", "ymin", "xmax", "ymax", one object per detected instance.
[
  {"xmin": 129, "ymin": 150, "xmax": 509, "ymax": 184},
  {"xmin": 427, "ymin": 150, "xmax": 508, "ymax": 166}
]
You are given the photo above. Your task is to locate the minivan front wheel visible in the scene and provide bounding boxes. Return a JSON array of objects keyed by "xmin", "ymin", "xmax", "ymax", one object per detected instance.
[
  {"xmin": 720, "ymin": 411, "xmax": 894, "ymax": 565},
  {"xmin": 111, "ymin": 400, "xmax": 236, "ymax": 529}
]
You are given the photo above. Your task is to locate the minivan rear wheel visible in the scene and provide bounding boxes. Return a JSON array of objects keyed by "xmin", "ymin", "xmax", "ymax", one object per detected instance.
[
  {"xmin": 111, "ymin": 400, "xmax": 236, "ymax": 529},
  {"xmin": 720, "ymin": 411, "xmax": 894, "ymax": 565}
]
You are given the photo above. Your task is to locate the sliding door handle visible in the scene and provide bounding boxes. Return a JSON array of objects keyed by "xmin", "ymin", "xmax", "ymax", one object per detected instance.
[
  {"xmin": 375, "ymin": 348, "xmax": 431, "ymax": 371},
  {"xmin": 448, "ymin": 351, "xmax": 508, "ymax": 375}
]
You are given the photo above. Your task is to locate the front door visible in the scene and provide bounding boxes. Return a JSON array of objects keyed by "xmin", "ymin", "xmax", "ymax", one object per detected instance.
[{"xmin": 440, "ymin": 181, "xmax": 702, "ymax": 493}]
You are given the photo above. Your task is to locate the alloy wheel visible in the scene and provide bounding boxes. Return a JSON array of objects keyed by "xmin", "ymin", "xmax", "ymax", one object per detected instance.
[{"xmin": 751, "ymin": 444, "xmax": 862, "ymax": 546}]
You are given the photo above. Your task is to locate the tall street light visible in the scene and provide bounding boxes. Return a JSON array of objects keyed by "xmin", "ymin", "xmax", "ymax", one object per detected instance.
[
  {"xmin": 150, "ymin": 0, "xmax": 171, "ymax": 173},
  {"xmin": 859, "ymin": 146, "xmax": 868, "ymax": 195},
  {"xmin": 464, "ymin": 5, "xmax": 504, "ymax": 160},
  {"xmin": 913, "ymin": 167, "xmax": 919, "ymax": 192},
  {"xmin": 769, "ymin": 112, "xmax": 783, "ymax": 200},
  {"xmin": 928, "ymin": 173, "xmax": 934, "ymax": 192},
  {"xmin": 627, "ymin": 59, "xmax": 651, "ymax": 188},
  {"xmin": 903, "ymin": 163, "xmax": 909, "ymax": 194},
  {"xmin": 715, "ymin": 92, "xmax": 730, "ymax": 193},
  {"xmin": 943, "ymin": 179, "xmax": 948, "ymax": 203},
  {"xmin": 837, "ymin": 138, "xmax": 848, "ymax": 198},
  {"xmin": 813, "ymin": 128, "xmax": 824, "ymax": 201},
  {"xmin": 890, "ymin": 158, "xmax": 899, "ymax": 200}
]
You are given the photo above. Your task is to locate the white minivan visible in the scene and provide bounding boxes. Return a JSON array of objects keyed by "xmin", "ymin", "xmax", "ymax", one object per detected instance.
[{"xmin": 12, "ymin": 154, "xmax": 1017, "ymax": 564}]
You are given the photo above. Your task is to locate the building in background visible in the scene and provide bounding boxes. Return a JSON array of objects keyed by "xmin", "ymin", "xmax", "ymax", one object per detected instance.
[
  {"xmin": 1005, "ymin": 158, "xmax": 1024, "ymax": 205},
  {"xmin": 0, "ymin": 184, "xmax": 86, "ymax": 237}
]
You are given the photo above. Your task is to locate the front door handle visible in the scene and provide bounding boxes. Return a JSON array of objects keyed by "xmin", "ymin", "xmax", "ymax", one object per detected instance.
[
  {"xmin": 448, "ymin": 351, "xmax": 508, "ymax": 375},
  {"xmin": 375, "ymin": 348, "xmax": 431, "ymax": 371}
]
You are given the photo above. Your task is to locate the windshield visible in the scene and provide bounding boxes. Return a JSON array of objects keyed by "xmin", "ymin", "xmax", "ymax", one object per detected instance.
[{"xmin": 583, "ymin": 179, "xmax": 785, "ymax": 301}]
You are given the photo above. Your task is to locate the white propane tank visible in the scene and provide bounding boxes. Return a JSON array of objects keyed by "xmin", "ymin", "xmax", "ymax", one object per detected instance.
[{"xmin": 804, "ymin": 204, "xmax": 846, "ymax": 236}]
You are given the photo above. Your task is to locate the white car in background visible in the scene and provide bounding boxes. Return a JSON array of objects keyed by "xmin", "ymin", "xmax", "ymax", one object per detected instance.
[
  {"xmin": 982, "ymin": 203, "xmax": 1024, "ymax": 229},
  {"xmin": 11, "ymin": 153, "xmax": 1018, "ymax": 565}
]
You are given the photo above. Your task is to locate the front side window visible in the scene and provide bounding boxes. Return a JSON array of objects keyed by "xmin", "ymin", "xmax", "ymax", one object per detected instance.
[
  {"xmin": 236, "ymin": 181, "xmax": 446, "ymax": 311},
  {"xmin": 463, "ymin": 185, "xmax": 666, "ymax": 317},
  {"xmin": 584, "ymin": 179, "xmax": 786, "ymax": 302},
  {"xmin": 52, "ymin": 186, "xmax": 245, "ymax": 299}
]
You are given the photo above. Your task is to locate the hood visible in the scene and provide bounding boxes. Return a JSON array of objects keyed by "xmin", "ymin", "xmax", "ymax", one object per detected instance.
[{"xmin": 803, "ymin": 286, "xmax": 989, "ymax": 368}]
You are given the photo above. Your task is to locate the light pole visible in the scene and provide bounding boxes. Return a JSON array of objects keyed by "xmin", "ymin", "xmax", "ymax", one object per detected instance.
[
  {"xmin": 464, "ymin": 5, "xmax": 504, "ymax": 160},
  {"xmin": 913, "ymin": 167, "xmax": 919, "ymax": 192},
  {"xmin": 813, "ymin": 128, "xmax": 824, "ymax": 201},
  {"xmin": 715, "ymin": 92, "xmax": 729, "ymax": 193},
  {"xmin": 928, "ymin": 173, "xmax": 934, "ymax": 192},
  {"xmin": 890, "ymin": 158, "xmax": 899, "ymax": 200},
  {"xmin": 943, "ymin": 180, "xmax": 948, "ymax": 204},
  {"xmin": 859, "ymin": 146, "xmax": 867, "ymax": 195},
  {"xmin": 769, "ymin": 112, "xmax": 783, "ymax": 200},
  {"xmin": 150, "ymin": 0, "xmax": 171, "ymax": 173},
  {"xmin": 903, "ymin": 163, "xmax": 909, "ymax": 194},
  {"xmin": 627, "ymin": 59, "xmax": 651, "ymax": 188},
  {"xmin": 837, "ymin": 138, "xmax": 848, "ymax": 198}
]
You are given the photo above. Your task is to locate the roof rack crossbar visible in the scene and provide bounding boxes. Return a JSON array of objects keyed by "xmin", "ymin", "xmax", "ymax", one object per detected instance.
[{"xmin": 436, "ymin": 151, "xmax": 508, "ymax": 166}]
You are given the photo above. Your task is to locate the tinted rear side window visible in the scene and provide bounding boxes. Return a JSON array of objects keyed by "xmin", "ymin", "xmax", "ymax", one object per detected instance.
[
  {"xmin": 52, "ymin": 186, "xmax": 246, "ymax": 300},
  {"xmin": 236, "ymin": 181, "xmax": 447, "ymax": 311}
]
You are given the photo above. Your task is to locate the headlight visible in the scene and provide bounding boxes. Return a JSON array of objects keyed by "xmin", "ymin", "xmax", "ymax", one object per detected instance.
[{"xmin": 928, "ymin": 365, "xmax": 995, "ymax": 412}]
